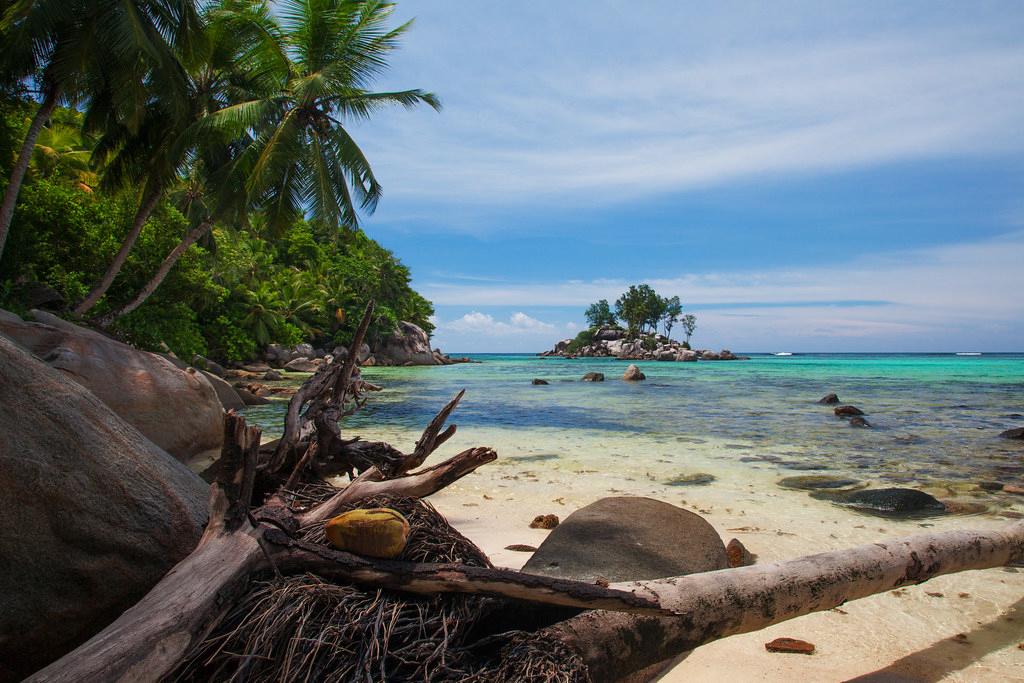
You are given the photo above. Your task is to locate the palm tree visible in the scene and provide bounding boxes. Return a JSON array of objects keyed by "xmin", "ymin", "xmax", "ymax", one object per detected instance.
[
  {"xmin": 0, "ymin": 0, "xmax": 200, "ymax": 262},
  {"xmin": 101, "ymin": 0, "xmax": 440, "ymax": 325},
  {"xmin": 75, "ymin": 0, "xmax": 281, "ymax": 315}
]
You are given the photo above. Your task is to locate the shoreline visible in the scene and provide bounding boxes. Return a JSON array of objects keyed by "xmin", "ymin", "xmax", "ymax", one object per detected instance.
[{"xmin": 426, "ymin": 468, "xmax": 1024, "ymax": 682}]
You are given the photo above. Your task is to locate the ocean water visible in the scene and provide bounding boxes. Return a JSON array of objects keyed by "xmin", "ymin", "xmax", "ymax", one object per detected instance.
[{"xmin": 246, "ymin": 353, "xmax": 1024, "ymax": 491}]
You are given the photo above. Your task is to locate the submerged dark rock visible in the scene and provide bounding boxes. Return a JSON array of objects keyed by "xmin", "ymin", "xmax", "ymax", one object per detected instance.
[
  {"xmin": 813, "ymin": 487, "xmax": 947, "ymax": 518},
  {"xmin": 778, "ymin": 475, "xmax": 863, "ymax": 491},
  {"xmin": 850, "ymin": 416, "xmax": 871, "ymax": 428},
  {"xmin": 581, "ymin": 372, "xmax": 605, "ymax": 382},
  {"xmin": 818, "ymin": 393, "xmax": 840, "ymax": 404},
  {"xmin": 835, "ymin": 405, "xmax": 865, "ymax": 417},
  {"xmin": 531, "ymin": 378, "xmax": 549, "ymax": 385},
  {"xmin": 1000, "ymin": 427, "xmax": 1024, "ymax": 440},
  {"xmin": 522, "ymin": 497, "xmax": 727, "ymax": 582},
  {"xmin": 666, "ymin": 473, "xmax": 716, "ymax": 486}
]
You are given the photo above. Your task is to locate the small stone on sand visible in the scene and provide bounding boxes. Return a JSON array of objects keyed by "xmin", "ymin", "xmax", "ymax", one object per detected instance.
[
  {"xmin": 529, "ymin": 514, "xmax": 560, "ymax": 529},
  {"xmin": 765, "ymin": 637, "xmax": 815, "ymax": 654}
]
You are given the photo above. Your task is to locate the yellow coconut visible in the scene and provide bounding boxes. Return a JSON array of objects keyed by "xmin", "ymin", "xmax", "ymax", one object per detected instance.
[{"xmin": 325, "ymin": 508, "xmax": 410, "ymax": 559}]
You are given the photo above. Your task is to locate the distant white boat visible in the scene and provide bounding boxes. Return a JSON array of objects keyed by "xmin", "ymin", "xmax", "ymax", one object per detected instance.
[
  {"xmin": 773, "ymin": 352, "xmax": 793, "ymax": 356},
  {"xmin": 955, "ymin": 352, "xmax": 982, "ymax": 356}
]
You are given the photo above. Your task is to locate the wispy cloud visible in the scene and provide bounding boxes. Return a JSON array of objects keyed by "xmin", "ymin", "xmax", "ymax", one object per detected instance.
[
  {"xmin": 426, "ymin": 232, "xmax": 1024, "ymax": 351},
  {"xmin": 442, "ymin": 311, "xmax": 557, "ymax": 337},
  {"xmin": 363, "ymin": 32, "xmax": 1024, "ymax": 214}
]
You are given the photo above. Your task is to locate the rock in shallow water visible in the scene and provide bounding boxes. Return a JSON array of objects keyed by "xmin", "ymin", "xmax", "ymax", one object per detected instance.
[
  {"xmin": 818, "ymin": 393, "xmax": 840, "ymax": 404},
  {"xmin": 522, "ymin": 497, "xmax": 727, "ymax": 582},
  {"xmin": 666, "ymin": 472, "xmax": 716, "ymax": 486},
  {"xmin": 581, "ymin": 371, "xmax": 605, "ymax": 382},
  {"xmin": 835, "ymin": 405, "xmax": 865, "ymax": 417},
  {"xmin": 531, "ymin": 378, "xmax": 549, "ymax": 385},
  {"xmin": 778, "ymin": 475, "xmax": 864, "ymax": 491},
  {"xmin": 812, "ymin": 487, "xmax": 947, "ymax": 518},
  {"xmin": 1000, "ymin": 427, "xmax": 1024, "ymax": 440},
  {"xmin": 622, "ymin": 364, "xmax": 646, "ymax": 381}
]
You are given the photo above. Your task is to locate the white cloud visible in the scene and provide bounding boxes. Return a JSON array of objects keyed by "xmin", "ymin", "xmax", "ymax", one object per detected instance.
[
  {"xmin": 443, "ymin": 311, "xmax": 555, "ymax": 336},
  {"xmin": 362, "ymin": 32, "xmax": 1024, "ymax": 213},
  {"xmin": 424, "ymin": 231, "xmax": 1024, "ymax": 351}
]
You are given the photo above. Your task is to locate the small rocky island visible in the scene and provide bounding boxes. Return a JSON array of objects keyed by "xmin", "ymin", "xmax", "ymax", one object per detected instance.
[
  {"xmin": 541, "ymin": 326, "xmax": 747, "ymax": 362},
  {"xmin": 542, "ymin": 288, "xmax": 748, "ymax": 361}
]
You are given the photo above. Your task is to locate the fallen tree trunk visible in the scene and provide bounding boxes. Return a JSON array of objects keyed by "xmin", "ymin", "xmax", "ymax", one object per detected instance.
[{"xmin": 543, "ymin": 520, "xmax": 1024, "ymax": 682}]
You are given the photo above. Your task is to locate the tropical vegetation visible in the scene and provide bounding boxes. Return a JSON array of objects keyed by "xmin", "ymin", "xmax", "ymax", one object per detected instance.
[
  {"xmin": 570, "ymin": 285, "xmax": 696, "ymax": 351},
  {"xmin": 0, "ymin": 0, "xmax": 438, "ymax": 362}
]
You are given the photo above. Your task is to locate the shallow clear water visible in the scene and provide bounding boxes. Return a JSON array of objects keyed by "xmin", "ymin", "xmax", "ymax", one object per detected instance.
[{"xmin": 246, "ymin": 353, "xmax": 1024, "ymax": 489}]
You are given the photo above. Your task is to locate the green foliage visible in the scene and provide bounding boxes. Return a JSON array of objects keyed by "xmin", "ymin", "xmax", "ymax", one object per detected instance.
[
  {"xmin": 597, "ymin": 286, "xmax": 696, "ymax": 342},
  {"xmin": 614, "ymin": 284, "xmax": 665, "ymax": 338},
  {"xmin": 642, "ymin": 336, "xmax": 658, "ymax": 351},
  {"xmin": 661, "ymin": 295, "xmax": 682, "ymax": 338},
  {"xmin": 0, "ymin": 100, "xmax": 435, "ymax": 362},
  {"xmin": 681, "ymin": 313, "xmax": 697, "ymax": 343},
  {"xmin": 565, "ymin": 328, "xmax": 596, "ymax": 353},
  {"xmin": 584, "ymin": 299, "xmax": 617, "ymax": 329}
]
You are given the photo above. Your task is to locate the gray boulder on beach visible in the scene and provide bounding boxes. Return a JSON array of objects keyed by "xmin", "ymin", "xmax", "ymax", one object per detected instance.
[
  {"xmin": 522, "ymin": 497, "xmax": 728, "ymax": 582},
  {"xmin": 0, "ymin": 309, "xmax": 223, "ymax": 461},
  {"xmin": 375, "ymin": 321, "xmax": 438, "ymax": 366},
  {"xmin": 284, "ymin": 357, "xmax": 320, "ymax": 372},
  {"xmin": 0, "ymin": 336, "xmax": 208, "ymax": 680}
]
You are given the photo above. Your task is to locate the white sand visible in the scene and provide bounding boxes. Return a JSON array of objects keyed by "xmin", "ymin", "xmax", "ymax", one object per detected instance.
[{"xmin": 414, "ymin": 425, "xmax": 1024, "ymax": 683}]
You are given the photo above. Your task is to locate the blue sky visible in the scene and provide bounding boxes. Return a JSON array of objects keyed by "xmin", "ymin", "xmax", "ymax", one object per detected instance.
[{"xmin": 347, "ymin": 1, "xmax": 1024, "ymax": 352}]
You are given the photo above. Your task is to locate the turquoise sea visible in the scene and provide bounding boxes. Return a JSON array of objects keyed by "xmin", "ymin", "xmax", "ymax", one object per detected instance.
[{"xmin": 246, "ymin": 352, "xmax": 1024, "ymax": 490}]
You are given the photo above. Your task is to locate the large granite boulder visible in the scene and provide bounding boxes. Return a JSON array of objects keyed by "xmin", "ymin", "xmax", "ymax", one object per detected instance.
[
  {"xmin": 522, "ymin": 497, "xmax": 728, "ymax": 583},
  {"xmin": 0, "ymin": 336, "xmax": 208, "ymax": 681},
  {"xmin": 594, "ymin": 327, "xmax": 625, "ymax": 341},
  {"xmin": 0, "ymin": 310, "xmax": 223, "ymax": 461},
  {"xmin": 375, "ymin": 321, "xmax": 438, "ymax": 366}
]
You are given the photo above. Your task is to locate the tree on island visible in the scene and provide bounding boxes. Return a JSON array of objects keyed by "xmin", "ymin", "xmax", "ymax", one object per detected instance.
[
  {"xmin": 584, "ymin": 298, "xmax": 617, "ymax": 328},
  {"xmin": 614, "ymin": 284, "xmax": 665, "ymax": 337},
  {"xmin": 681, "ymin": 313, "xmax": 697, "ymax": 344},
  {"xmin": 661, "ymin": 295, "xmax": 682, "ymax": 339}
]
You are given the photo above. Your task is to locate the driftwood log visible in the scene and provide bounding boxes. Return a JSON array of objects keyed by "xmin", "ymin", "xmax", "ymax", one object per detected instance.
[{"xmin": 25, "ymin": 302, "xmax": 1024, "ymax": 681}]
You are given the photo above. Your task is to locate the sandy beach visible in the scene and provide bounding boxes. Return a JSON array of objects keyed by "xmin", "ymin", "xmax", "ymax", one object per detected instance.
[{"xmin": 415, "ymin": 427, "xmax": 1024, "ymax": 683}]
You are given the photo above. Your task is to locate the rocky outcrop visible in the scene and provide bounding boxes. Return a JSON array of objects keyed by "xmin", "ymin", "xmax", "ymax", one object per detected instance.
[
  {"xmin": 541, "ymin": 331, "xmax": 746, "ymax": 362},
  {"xmin": 374, "ymin": 321, "xmax": 438, "ymax": 366},
  {"xmin": 521, "ymin": 497, "xmax": 728, "ymax": 583},
  {"xmin": 0, "ymin": 335, "xmax": 208, "ymax": 680},
  {"xmin": 0, "ymin": 310, "xmax": 223, "ymax": 461}
]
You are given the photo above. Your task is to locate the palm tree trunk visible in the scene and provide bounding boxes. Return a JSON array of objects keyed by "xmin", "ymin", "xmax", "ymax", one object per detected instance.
[
  {"xmin": 98, "ymin": 220, "xmax": 212, "ymax": 326},
  {"xmin": 0, "ymin": 87, "xmax": 61, "ymax": 261},
  {"xmin": 74, "ymin": 188, "xmax": 163, "ymax": 316}
]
